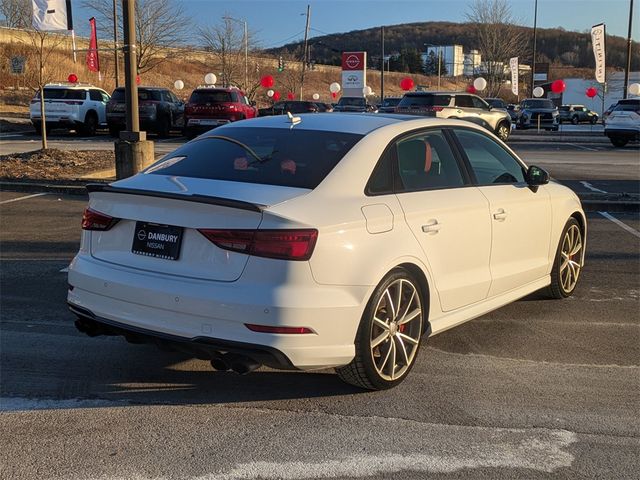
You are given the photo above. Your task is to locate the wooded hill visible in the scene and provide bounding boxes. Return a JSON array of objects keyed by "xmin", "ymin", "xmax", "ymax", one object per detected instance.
[{"xmin": 268, "ymin": 21, "xmax": 639, "ymax": 72}]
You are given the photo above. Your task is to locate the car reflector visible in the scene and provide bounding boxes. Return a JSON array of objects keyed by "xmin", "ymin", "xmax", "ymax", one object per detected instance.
[{"xmin": 245, "ymin": 324, "xmax": 314, "ymax": 334}]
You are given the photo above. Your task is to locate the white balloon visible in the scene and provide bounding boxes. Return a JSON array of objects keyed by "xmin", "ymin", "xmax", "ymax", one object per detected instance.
[
  {"xmin": 533, "ymin": 86, "xmax": 544, "ymax": 98},
  {"xmin": 329, "ymin": 82, "xmax": 341, "ymax": 93},
  {"xmin": 174, "ymin": 80, "xmax": 184, "ymax": 90},
  {"xmin": 362, "ymin": 86, "xmax": 372, "ymax": 96},
  {"xmin": 267, "ymin": 89, "xmax": 274, "ymax": 98},
  {"xmin": 473, "ymin": 77, "xmax": 487, "ymax": 91},
  {"xmin": 312, "ymin": 93, "xmax": 320, "ymax": 100},
  {"xmin": 204, "ymin": 73, "xmax": 217, "ymax": 85},
  {"xmin": 629, "ymin": 83, "xmax": 640, "ymax": 96}
]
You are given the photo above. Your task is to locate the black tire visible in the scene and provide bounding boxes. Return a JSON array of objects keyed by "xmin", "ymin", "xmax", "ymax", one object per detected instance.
[
  {"xmin": 183, "ymin": 127, "xmax": 197, "ymax": 140},
  {"xmin": 495, "ymin": 122, "xmax": 510, "ymax": 142},
  {"xmin": 547, "ymin": 218, "xmax": 583, "ymax": 299},
  {"xmin": 571, "ymin": 115, "xmax": 579, "ymax": 125},
  {"xmin": 157, "ymin": 116, "xmax": 171, "ymax": 138},
  {"xmin": 80, "ymin": 112, "xmax": 98, "ymax": 136},
  {"xmin": 336, "ymin": 268, "xmax": 426, "ymax": 390},
  {"xmin": 108, "ymin": 125, "xmax": 120, "ymax": 138},
  {"xmin": 610, "ymin": 136, "xmax": 628, "ymax": 148},
  {"xmin": 34, "ymin": 123, "xmax": 42, "ymax": 135},
  {"xmin": 590, "ymin": 116, "xmax": 598, "ymax": 125}
]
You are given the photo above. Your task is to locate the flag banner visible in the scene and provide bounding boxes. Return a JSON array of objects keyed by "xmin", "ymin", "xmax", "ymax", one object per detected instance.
[
  {"xmin": 32, "ymin": 0, "xmax": 73, "ymax": 31},
  {"xmin": 509, "ymin": 57, "xmax": 518, "ymax": 96},
  {"xmin": 591, "ymin": 23, "xmax": 606, "ymax": 84},
  {"xmin": 86, "ymin": 17, "xmax": 100, "ymax": 73}
]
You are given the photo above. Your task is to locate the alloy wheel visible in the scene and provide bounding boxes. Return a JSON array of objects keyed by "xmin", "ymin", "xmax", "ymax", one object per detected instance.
[{"xmin": 560, "ymin": 224, "xmax": 582, "ymax": 293}]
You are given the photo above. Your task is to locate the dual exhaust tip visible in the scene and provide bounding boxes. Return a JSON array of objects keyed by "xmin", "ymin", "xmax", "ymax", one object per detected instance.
[{"xmin": 210, "ymin": 352, "xmax": 261, "ymax": 375}]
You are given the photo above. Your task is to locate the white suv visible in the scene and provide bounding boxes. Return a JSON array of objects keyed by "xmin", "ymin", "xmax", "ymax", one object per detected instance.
[
  {"xmin": 30, "ymin": 83, "xmax": 110, "ymax": 136},
  {"xmin": 604, "ymin": 99, "xmax": 640, "ymax": 147}
]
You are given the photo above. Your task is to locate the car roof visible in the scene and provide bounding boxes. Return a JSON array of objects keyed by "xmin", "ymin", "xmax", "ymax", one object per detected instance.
[
  {"xmin": 45, "ymin": 83, "xmax": 100, "ymax": 89},
  {"xmin": 113, "ymin": 86, "xmax": 168, "ymax": 91},
  {"xmin": 203, "ymin": 112, "xmax": 488, "ymax": 136}
]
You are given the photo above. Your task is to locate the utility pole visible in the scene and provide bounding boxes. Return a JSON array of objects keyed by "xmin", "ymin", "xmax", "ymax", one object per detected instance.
[
  {"xmin": 299, "ymin": 4, "xmax": 311, "ymax": 100},
  {"xmin": 380, "ymin": 26, "xmax": 384, "ymax": 100},
  {"xmin": 115, "ymin": 0, "xmax": 153, "ymax": 179},
  {"xmin": 112, "ymin": 0, "xmax": 119, "ymax": 87},
  {"xmin": 530, "ymin": 0, "xmax": 538, "ymax": 97},
  {"xmin": 244, "ymin": 20, "xmax": 248, "ymax": 90},
  {"xmin": 623, "ymin": 0, "xmax": 634, "ymax": 99}
]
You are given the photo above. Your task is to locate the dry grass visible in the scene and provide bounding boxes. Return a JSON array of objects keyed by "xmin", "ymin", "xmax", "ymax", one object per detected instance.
[{"xmin": 0, "ymin": 149, "xmax": 114, "ymax": 180}]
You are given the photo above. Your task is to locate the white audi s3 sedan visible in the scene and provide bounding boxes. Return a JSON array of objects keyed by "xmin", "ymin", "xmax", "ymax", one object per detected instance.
[{"xmin": 68, "ymin": 113, "xmax": 586, "ymax": 390}]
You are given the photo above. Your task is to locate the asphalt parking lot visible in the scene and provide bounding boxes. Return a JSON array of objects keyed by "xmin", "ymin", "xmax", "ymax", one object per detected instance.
[{"xmin": 1, "ymin": 185, "xmax": 639, "ymax": 479}]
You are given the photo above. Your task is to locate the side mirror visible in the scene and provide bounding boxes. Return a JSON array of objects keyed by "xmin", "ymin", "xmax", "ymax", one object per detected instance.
[{"xmin": 525, "ymin": 165, "xmax": 549, "ymax": 186}]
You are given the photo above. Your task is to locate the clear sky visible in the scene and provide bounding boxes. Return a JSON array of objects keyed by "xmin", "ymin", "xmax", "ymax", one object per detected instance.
[{"xmin": 67, "ymin": 0, "xmax": 639, "ymax": 45}]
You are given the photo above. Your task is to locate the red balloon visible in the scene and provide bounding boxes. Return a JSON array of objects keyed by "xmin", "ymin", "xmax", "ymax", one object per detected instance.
[
  {"xmin": 586, "ymin": 87, "xmax": 598, "ymax": 98},
  {"xmin": 273, "ymin": 91, "xmax": 281, "ymax": 101},
  {"xmin": 287, "ymin": 92, "xmax": 295, "ymax": 100},
  {"xmin": 466, "ymin": 85, "xmax": 477, "ymax": 94},
  {"xmin": 136, "ymin": 75, "xmax": 141, "ymax": 85},
  {"xmin": 67, "ymin": 73, "xmax": 78, "ymax": 83},
  {"xmin": 331, "ymin": 92, "xmax": 337, "ymax": 99},
  {"xmin": 260, "ymin": 75, "xmax": 274, "ymax": 88},
  {"xmin": 400, "ymin": 77, "xmax": 414, "ymax": 91},
  {"xmin": 551, "ymin": 79, "xmax": 566, "ymax": 94}
]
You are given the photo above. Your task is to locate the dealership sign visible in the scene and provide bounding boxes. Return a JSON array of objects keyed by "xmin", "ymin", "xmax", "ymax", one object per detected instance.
[{"xmin": 341, "ymin": 51, "xmax": 367, "ymax": 97}]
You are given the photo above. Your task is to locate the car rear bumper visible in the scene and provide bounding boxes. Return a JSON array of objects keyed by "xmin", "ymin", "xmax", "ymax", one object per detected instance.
[{"xmin": 67, "ymin": 253, "xmax": 367, "ymax": 370}]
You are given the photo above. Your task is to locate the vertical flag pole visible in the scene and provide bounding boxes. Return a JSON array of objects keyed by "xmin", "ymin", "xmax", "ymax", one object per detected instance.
[{"xmin": 71, "ymin": 29, "xmax": 77, "ymax": 62}]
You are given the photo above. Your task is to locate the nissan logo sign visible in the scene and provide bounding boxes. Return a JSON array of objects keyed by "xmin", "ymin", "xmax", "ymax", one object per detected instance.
[
  {"xmin": 345, "ymin": 55, "xmax": 360, "ymax": 69},
  {"xmin": 137, "ymin": 229, "xmax": 147, "ymax": 241}
]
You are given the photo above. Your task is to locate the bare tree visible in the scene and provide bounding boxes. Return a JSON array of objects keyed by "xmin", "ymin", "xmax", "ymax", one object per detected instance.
[
  {"xmin": 0, "ymin": 0, "xmax": 31, "ymax": 28},
  {"xmin": 465, "ymin": 0, "xmax": 527, "ymax": 97},
  {"xmin": 80, "ymin": 0, "xmax": 191, "ymax": 74},
  {"xmin": 198, "ymin": 15, "xmax": 259, "ymax": 91}
]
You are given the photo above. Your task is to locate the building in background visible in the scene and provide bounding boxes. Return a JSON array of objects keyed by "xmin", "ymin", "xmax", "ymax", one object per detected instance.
[{"xmin": 422, "ymin": 45, "xmax": 465, "ymax": 77}]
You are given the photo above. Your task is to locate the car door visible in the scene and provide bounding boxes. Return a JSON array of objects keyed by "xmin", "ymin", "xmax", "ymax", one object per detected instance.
[
  {"xmin": 392, "ymin": 129, "xmax": 492, "ymax": 312},
  {"xmin": 451, "ymin": 127, "xmax": 552, "ymax": 297},
  {"xmin": 471, "ymin": 95, "xmax": 498, "ymax": 131}
]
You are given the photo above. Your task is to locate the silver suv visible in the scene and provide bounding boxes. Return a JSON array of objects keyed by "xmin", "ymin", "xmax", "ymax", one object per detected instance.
[
  {"xmin": 30, "ymin": 82, "xmax": 110, "ymax": 136},
  {"xmin": 395, "ymin": 92, "xmax": 512, "ymax": 142}
]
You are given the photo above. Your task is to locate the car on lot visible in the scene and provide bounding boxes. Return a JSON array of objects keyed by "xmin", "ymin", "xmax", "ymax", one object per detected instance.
[
  {"xmin": 395, "ymin": 91, "xmax": 512, "ymax": 142},
  {"xmin": 377, "ymin": 97, "xmax": 402, "ymax": 113},
  {"xmin": 332, "ymin": 96, "xmax": 377, "ymax": 113},
  {"xmin": 604, "ymin": 98, "xmax": 640, "ymax": 147},
  {"xmin": 183, "ymin": 87, "xmax": 257, "ymax": 139},
  {"xmin": 485, "ymin": 98, "xmax": 508, "ymax": 110},
  {"xmin": 69, "ymin": 113, "xmax": 586, "ymax": 390},
  {"xmin": 517, "ymin": 98, "xmax": 559, "ymax": 131},
  {"xmin": 558, "ymin": 104, "xmax": 599, "ymax": 124},
  {"xmin": 258, "ymin": 100, "xmax": 320, "ymax": 117},
  {"xmin": 313, "ymin": 102, "xmax": 333, "ymax": 112},
  {"xmin": 30, "ymin": 82, "xmax": 110, "ymax": 136},
  {"xmin": 107, "ymin": 86, "xmax": 184, "ymax": 137}
]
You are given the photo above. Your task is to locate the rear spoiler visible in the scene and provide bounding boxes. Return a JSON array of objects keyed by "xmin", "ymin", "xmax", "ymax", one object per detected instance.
[{"xmin": 86, "ymin": 184, "xmax": 265, "ymax": 213}]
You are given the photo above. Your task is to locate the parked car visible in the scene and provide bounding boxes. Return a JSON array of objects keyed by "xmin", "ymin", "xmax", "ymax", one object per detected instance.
[
  {"xmin": 506, "ymin": 104, "xmax": 520, "ymax": 122},
  {"xmin": 517, "ymin": 98, "xmax": 559, "ymax": 131},
  {"xmin": 332, "ymin": 96, "xmax": 377, "ymax": 113},
  {"xmin": 395, "ymin": 91, "xmax": 512, "ymax": 142},
  {"xmin": 69, "ymin": 114, "xmax": 585, "ymax": 390},
  {"xmin": 107, "ymin": 86, "xmax": 184, "ymax": 138},
  {"xmin": 558, "ymin": 105, "xmax": 599, "ymax": 124},
  {"xmin": 604, "ymin": 98, "xmax": 640, "ymax": 147},
  {"xmin": 259, "ymin": 100, "xmax": 319, "ymax": 117},
  {"xmin": 29, "ymin": 82, "xmax": 110, "ymax": 136},
  {"xmin": 313, "ymin": 102, "xmax": 334, "ymax": 112},
  {"xmin": 377, "ymin": 97, "xmax": 402, "ymax": 113},
  {"xmin": 183, "ymin": 87, "xmax": 257, "ymax": 139},
  {"xmin": 485, "ymin": 98, "xmax": 508, "ymax": 110}
]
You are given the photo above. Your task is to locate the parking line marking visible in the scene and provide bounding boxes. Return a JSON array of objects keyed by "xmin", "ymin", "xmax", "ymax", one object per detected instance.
[
  {"xmin": 567, "ymin": 142, "xmax": 598, "ymax": 152},
  {"xmin": 0, "ymin": 193, "xmax": 48, "ymax": 204},
  {"xmin": 599, "ymin": 212, "xmax": 640, "ymax": 239},
  {"xmin": 580, "ymin": 181, "xmax": 607, "ymax": 193}
]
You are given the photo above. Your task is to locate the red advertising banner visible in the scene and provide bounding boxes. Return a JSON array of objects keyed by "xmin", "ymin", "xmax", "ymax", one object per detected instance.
[
  {"xmin": 86, "ymin": 17, "xmax": 100, "ymax": 73},
  {"xmin": 341, "ymin": 52, "xmax": 365, "ymax": 71}
]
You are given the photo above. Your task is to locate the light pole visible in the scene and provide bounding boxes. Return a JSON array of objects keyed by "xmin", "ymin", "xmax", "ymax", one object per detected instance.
[
  {"xmin": 424, "ymin": 43, "xmax": 442, "ymax": 89},
  {"xmin": 623, "ymin": 0, "xmax": 634, "ymax": 99},
  {"xmin": 223, "ymin": 16, "xmax": 248, "ymax": 90},
  {"xmin": 530, "ymin": 0, "xmax": 539, "ymax": 97}
]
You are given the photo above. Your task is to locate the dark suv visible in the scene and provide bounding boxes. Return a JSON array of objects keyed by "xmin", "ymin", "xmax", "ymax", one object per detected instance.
[
  {"xmin": 183, "ymin": 87, "xmax": 257, "ymax": 138},
  {"xmin": 396, "ymin": 92, "xmax": 512, "ymax": 142},
  {"xmin": 107, "ymin": 87, "xmax": 184, "ymax": 137},
  {"xmin": 333, "ymin": 97, "xmax": 377, "ymax": 113},
  {"xmin": 517, "ymin": 98, "xmax": 559, "ymax": 131}
]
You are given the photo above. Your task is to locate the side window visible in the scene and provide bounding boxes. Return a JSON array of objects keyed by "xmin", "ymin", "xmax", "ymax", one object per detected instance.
[
  {"xmin": 162, "ymin": 91, "xmax": 173, "ymax": 102},
  {"xmin": 100, "ymin": 92, "xmax": 110, "ymax": 102},
  {"xmin": 455, "ymin": 95, "xmax": 474, "ymax": 108},
  {"xmin": 395, "ymin": 130, "xmax": 465, "ymax": 191},
  {"xmin": 89, "ymin": 90, "xmax": 102, "ymax": 101},
  {"xmin": 367, "ymin": 148, "xmax": 393, "ymax": 195},
  {"xmin": 453, "ymin": 129, "xmax": 525, "ymax": 185},
  {"xmin": 169, "ymin": 92, "xmax": 179, "ymax": 103},
  {"xmin": 471, "ymin": 96, "xmax": 488, "ymax": 109}
]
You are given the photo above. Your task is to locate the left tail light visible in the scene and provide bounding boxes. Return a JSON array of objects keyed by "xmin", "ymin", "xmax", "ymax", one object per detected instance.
[
  {"xmin": 198, "ymin": 229, "xmax": 318, "ymax": 261},
  {"xmin": 81, "ymin": 207, "xmax": 120, "ymax": 231}
]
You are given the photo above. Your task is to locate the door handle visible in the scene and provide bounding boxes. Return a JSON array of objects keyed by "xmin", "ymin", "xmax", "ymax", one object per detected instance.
[
  {"xmin": 493, "ymin": 209, "xmax": 507, "ymax": 221},
  {"xmin": 422, "ymin": 220, "xmax": 441, "ymax": 233}
]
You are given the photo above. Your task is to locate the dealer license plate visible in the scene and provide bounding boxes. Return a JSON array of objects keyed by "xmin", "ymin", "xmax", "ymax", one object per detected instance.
[{"xmin": 131, "ymin": 222, "xmax": 183, "ymax": 260}]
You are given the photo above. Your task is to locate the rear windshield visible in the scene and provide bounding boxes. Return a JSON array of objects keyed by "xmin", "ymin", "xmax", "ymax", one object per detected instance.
[
  {"xmin": 110, "ymin": 88, "xmax": 162, "ymax": 102},
  {"xmin": 36, "ymin": 89, "xmax": 86, "ymax": 100},
  {"xmin": 144, "ymin": 127, "xmax": 363, "ymax": 189},
  {"xmin": 521, "ymin": 99, "xmax": 555, "ymax": 109},
  {"xmin": 398, "ymin": 94, "xmax": 451, "ymax": 107},
  {"xmin": 338, "ymin": 97, "xmax": 365, "ymax": 107},
  {"xmin": 613, "ymin": 100, "xmax": 640, "ymax": 111},
  {"xmin": 189, "ymin": 90, "xmax": 233, "ymax": 103}
]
